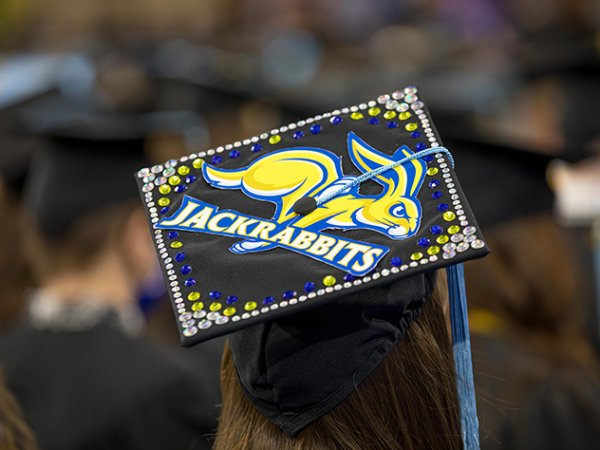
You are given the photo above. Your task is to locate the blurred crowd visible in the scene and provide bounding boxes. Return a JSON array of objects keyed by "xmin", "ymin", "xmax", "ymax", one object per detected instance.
[{"xmin": 0, "ymin": 0, "xmax": 599, "ymax": 449}]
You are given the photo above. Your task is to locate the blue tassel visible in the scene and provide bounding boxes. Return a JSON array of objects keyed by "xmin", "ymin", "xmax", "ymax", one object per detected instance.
[{"xmin": 447, "ymin": 263, "xmax": 480, "ymax": 450}]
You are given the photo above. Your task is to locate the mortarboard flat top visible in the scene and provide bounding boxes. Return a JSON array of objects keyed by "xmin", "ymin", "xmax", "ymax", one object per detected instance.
[{"xmin": 136, "ymin": 86, "xmax": 488, "ymax": 346}]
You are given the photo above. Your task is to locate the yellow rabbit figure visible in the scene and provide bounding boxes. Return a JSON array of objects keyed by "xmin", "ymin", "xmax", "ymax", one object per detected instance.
[{"xmin": 202, "ymin": 132, "xmax": 426, "ymax": 254}]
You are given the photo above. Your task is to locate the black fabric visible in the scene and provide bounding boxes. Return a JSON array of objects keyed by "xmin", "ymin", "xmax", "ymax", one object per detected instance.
[
  {"xmin": 230, "ymin": 273, "xmax": 433, "ymax": 436},
  {"xmin": 23, "ymin": 137, "xmax": 147, "ymax": 237},
  {"xmin": 0, "ymin": 317, "xmax": 223, "ymax": 450}
]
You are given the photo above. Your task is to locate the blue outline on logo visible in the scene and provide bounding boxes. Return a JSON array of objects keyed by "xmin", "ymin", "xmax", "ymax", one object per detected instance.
[{"xmin": 156, "ymin": 195, "xmax": 389, "ymax": 276}]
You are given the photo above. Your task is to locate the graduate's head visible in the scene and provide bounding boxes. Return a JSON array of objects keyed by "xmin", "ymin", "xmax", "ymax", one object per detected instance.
[
  {"xmin": 134, "ymin": 87, "xmax": 489, "ymax": 449},
  {"xmin": 215, "ymin": 270, "xmax": 464, "ymax": 450},
  {"xmin": 22, "ymin": 130, "xmax": 156, "ymax": 286}
]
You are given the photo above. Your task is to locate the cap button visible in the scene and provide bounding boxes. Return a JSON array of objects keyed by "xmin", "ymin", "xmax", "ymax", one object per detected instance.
[{"xmin": 293, "ymin": 197, "xmax": 317, "ymax": 215}]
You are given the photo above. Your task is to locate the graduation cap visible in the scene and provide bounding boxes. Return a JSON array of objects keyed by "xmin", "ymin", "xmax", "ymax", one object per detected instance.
[
  {"xmin": 18, "ymin": 99, "xmax": 150, "ymax": 238},
  {"xmin": 136, "ymin": 87, "xmax": 488, "ymax": 448},
  {"xmin": 441, "ymin": 133, "xmax": 555, "ymax": 230}
]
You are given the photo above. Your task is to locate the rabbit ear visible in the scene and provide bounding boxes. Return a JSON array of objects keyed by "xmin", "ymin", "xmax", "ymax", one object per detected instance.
[
  {"xmin": 203, "ymin": 164, "xmax": 245, "ymax": 189},
  {"xmin": 347, "ymin": 132, "xmax": 406, "ymax": 193},
  {"xmin": 391, "ymin": 145, "xmax": 426, "ymax": 197}
]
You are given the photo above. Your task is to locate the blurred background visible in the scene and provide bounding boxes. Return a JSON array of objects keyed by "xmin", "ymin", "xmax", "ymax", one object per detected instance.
[{"xmin": 0, "ymin": 0, "xmax": 599, "ymax": 449}]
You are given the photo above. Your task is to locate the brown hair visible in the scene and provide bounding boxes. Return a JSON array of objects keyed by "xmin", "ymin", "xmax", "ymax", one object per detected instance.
[
  {"xmin": 464, "ymin": 213, "xmax": 599, "ymax": 371},
  {"xmin": 464, "ymin": 213, "xmax": 585, "ymax": 338},
  {"xmin": 0, "ymin": 183, "xmax": 34, "ymax": 329},
  {"xmin": 214, "ymin": 272, "xmax": 461, "ymax": 450},
  {"xmin": 23, "ymin": 202, "xmax": 136, "ymax": 283},
  {"xmin": 0, "ymin": 373, "xmax": 38, "ymax": 450}
]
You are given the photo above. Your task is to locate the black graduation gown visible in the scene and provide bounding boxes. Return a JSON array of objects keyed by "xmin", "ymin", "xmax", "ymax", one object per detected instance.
[{"xmin": 0, "ymin": 316, "xmax": 224, "ymax": 450}]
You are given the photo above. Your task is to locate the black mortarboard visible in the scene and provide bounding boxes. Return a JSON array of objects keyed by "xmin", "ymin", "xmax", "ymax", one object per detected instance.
[
  {"xmin": 20, "ymin": 105, "xmax": 149, "ymax": 238},
  {"xmin": 136, "ymin": 87, "xmax": 489, "ymax": 447},
  {"xmin": 441, "ymin": 133, "xmax": 554, "ymax": 230}
]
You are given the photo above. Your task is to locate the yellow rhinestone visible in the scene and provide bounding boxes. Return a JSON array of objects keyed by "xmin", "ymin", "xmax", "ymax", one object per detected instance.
[
  {"xmin": 411, "ymin": 252, "xmax": 424, "ymax": 261},
  {"xmin": 269, "ymin": 135, "xmax": 281, "ymax": 144},
  {"xmin": 157, "ymin": 197, "xmax": 170, "ymax": 207},
  {"xmin": 427, "ymin": 246, "xmax": 440, "ymax": 256},
  {"xmin": 168, "ymin": 175, "xmax": 181, "ymax": 186},
  {"xmin": 426, "ymin": 167, "xmax": 439, "ymax": 176},
  {"xmin": 209, "ymin": 302, "xmax": 222, "ymax": 312},
  {"xmin": 223, "ymin": 307, "xmax": 236, "ymax": 317},
  {"xmin": 158, "ymin": 185, "xmax": 171, "ymax": 195},
  {"xmin": 443, "ymin": 211, "xmax": 457, "ymax": 222},
  {"xmin": 191, "ymin": 302, "xmax": 204, "ymax": 311},
  {"xmin": 192, "ymin": 158, "xmax": 203, "ymax": 169},
  {"xmin": 436, "ymin": 235, "xmax": 449, "ymax": 244},
  {"xmin": 177, "ymin": 166, "xmax": 190, "ymax": 176},
  {"xmin": 323, "ymin": 275, "xmax": 336, "ymax": 286},
  {"xmin": 350, "ymin": 112, "xmax": 364, "ymax": 120},
  {"xmin": 187, "ymin": 291, "xmax": 201, "ymax": 301},
  {"xmin": 399, "ymin": 111, "xmax": 412, "ymax": 120},
  {"xmin": 405, "ymin": 122, "xmax": 418, "ymax": 131},
  {"xmin": 367, "ymin": 107, "xmax": 381, "ymax": 116},
  {"xmin": 244, "ymin": 301, "xmax": 257, "ymax": 311},
  {"xmin": 448, "ymin": 225, "xmax": 461, "ymax": 235},
  {"xmin": 383, "ymin": 111, "xmax": 396, "ymax": 119},
  {"xmin": 170, "ymin": 241, "xmax": 183, "ymax": 249}
]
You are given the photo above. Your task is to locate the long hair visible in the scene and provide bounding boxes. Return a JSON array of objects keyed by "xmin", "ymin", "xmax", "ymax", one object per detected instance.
[
  {"xmin": 0, "ymin": 182, "xmax": 33, "ymax": 330},
  {"xmin": 0, "ymin": 373, "xmax": 37, "ymax": 450},
  {"xmin": 214, "ymin": 272, "xmax": 461, "ymax": 450}
]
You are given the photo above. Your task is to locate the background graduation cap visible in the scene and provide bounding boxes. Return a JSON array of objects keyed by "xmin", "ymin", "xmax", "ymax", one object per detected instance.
[
  {"xmin": 137, "ymin": 86, "xmax": 488, "ymax": 449},
  {"xmin": 440, "ymin": 132, "xmax": 555, "ymax": 230},
  {"xmin": 12, "ymin": 86, "xmax": 211, "ymax": 238},
  {"xmin": 19, "ymin": 104, "xmax": 149, "ymax": 238}
]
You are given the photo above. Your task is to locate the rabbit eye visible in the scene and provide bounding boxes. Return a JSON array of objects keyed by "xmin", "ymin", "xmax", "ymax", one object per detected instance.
[{"xmin": 390, "ymin": 204, "xmax": 407, "ymax": 218}]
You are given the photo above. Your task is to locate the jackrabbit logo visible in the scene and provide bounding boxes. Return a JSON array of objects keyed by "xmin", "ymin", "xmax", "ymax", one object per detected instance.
[{"xmin": 156, "ymin": 132, "xmax": 427, "ymax": 276}]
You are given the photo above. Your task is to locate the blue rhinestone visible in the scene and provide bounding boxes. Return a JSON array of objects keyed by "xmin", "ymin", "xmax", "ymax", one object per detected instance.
[
  {"xmin": 175, "ymin": 252, "xmax": 186, "ymax": 262},
  {"xmin": 309, "ymin": 124, "xmax": 322, "ymax": 134},
  {"xmin": 263, "ymin": 296, "xmax": 275, "ymax": 305},
  {"xmin": 330, "ymin": 115, "xmax": 342, "ymax": 125},
  {"xmin": 343, "ymin": 273, "xmax": 356, "ymax": 282},
  {"xmin": 293, "ymin": 131, "xmax": 304, "ymax": 139},
  {"xmin": 184, "ymin": 278, "xmax": 196, "ymax": 287},
  {"xmin": 304, "ymin": 281, "xmax": 316, "ymax": 293},
  {"xmin": 160, "ymin": 206, "xmax": 170, "ymax": 215},
  {"xmin": 437, "ymin": 203, "xmax": 450, "ymax": 212},
  {"xmin": 368, "ymin": 118, "xmax": 380, "ymax": 125},
  {"xmin": 432, "ymin": 191, "xmax": 443, "ymax": 199},
  {"xmin": 416, "ymin": 142, "xmax": 427, "ymax": 151},
  {"xmin": 410, "ymin": 131, "xmax": 421, "ymax": 138},
  {"xmin": 209, "ymin": 291, "xmax": 221, "ymax": 300},
  {"xmin": 174, "ymin": 185, "xmax": 187, "ymax": 193},
  {"xmin": 180, "ymin": 265, "xmax": 192, "ymax": 275},
  {"xmin": 424, "ymin": 155, "xmax": 434, "ymax": 163},
  {"xmin": 251, "ymin": 144, "xmax": 262, "ymax": 153},
  {"xmin": 211, "ymin": 155, "xmax": 223, "ymax": 165},
  {"xmin": 418, "ymin": 237, "xmax": 431, "ymax": 247},
  {"xmin": 390, "ymin": 257, "xmax": 402, "ymax": 267},
  {"xmin": 282, "ymin": 290, "xmax": 296, "ymax": 300},
  {"xmin": 386, "ymin": 121, "xmax": 398, "ymax": 129},
  {"xmin": 167, "ymin": 231, "xmax": 178, "ymax": 239},
  {"xmin": 229, "ymin": 149, "xmax": 240, "ymax": 159},
  {"xmin": 430, "ymin": 225, "xmax": 442, "ymax": 235},
  {"xmin": 428, "ymin": 180, "xmax": 440, "ymax": 189},
  {"xmin": 185, "ymin": 175, "xmax": 197, "ymax": 184},
  {"xmin": 226, "ymin": 295, "xmax": 238, "ymax": 304}
]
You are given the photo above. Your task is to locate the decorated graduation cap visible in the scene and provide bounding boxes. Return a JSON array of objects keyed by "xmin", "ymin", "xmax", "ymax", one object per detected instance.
[{"xmin": 136, "ymin": 87, "xmax": 488, "ymax": 449}]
